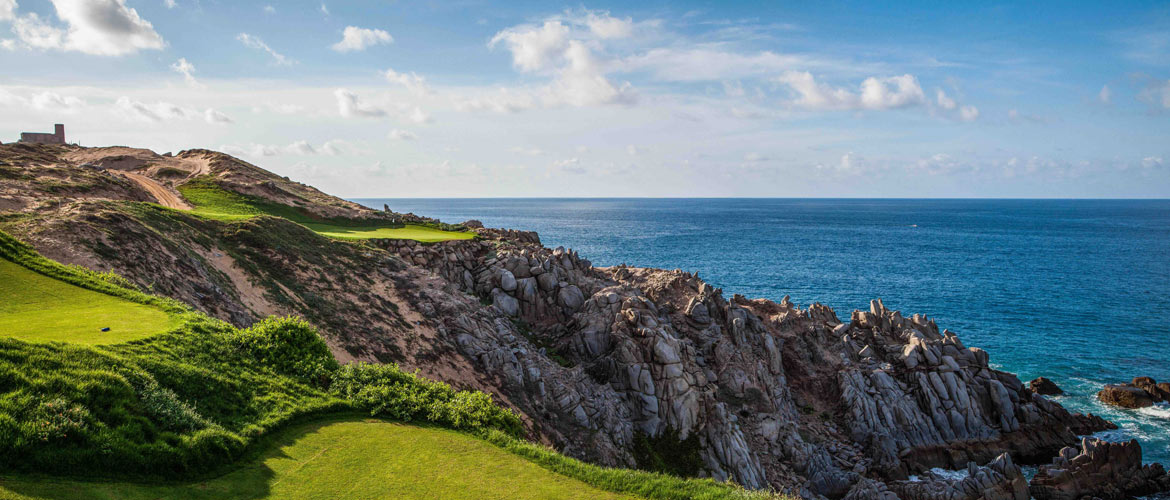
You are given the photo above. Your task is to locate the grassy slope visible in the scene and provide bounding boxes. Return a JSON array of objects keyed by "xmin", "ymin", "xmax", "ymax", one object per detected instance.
[
  {"xmin": 0, "ymin": 229, "xmax": 782, "ymax": 500},
  {"xmin": 0, "ymin": 259, "xmax": 178, "ymax": 344},
  {"xmin": 177, "ymin": 179, "xmax": 472, "ymax": 242},
  {"xmin": 0, "ymin": 418, "xmax": 636, "ymax": 500}
]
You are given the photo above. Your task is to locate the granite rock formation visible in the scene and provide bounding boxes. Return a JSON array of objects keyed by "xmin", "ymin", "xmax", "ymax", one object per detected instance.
[
  {"xmin": 1098, "ymin": 376, "xmax": 1170, "ymax": 409},
  {"xmin": 1030, "ymin": 437, "xmax": 1170, "ymax": 500},
  {"xmin": 1028, "ymin": 377, "xmax": 1064, "ymax": 396}
]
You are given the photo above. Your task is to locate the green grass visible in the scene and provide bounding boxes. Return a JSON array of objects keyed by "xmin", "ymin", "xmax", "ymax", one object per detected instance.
[
  {"xmin": 177, "ymin": 179, "xmax": 472, "ymax": 242},
  {"xmin": 0, "ymin": 259, "xmax": 179, "ymax": 344},
  {"xmin": 0, "ymin": 418, "xmax": 638, "ymax": 500},
  {"xmin": 303, "ymin": 223, "xmax": 474, "ymax": 242}
]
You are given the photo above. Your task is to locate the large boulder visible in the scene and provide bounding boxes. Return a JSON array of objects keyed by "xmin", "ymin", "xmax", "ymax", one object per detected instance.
[
  {"xmin": 1098, "ymin": 384, "xmax": 1155, "ymax": 408},
  {"xmin": 1028, "ymin": 377, "xmax": 1063, "ymax": 396}
]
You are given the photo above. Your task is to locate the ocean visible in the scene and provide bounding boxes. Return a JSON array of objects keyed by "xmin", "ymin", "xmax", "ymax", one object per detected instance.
[{"xmin": 353, "ymin": 198, "xmax": 1170, "ymax": 466}]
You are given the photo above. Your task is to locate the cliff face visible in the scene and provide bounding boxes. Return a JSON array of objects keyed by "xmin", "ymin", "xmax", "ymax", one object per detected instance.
[{"xmin": 0, "ymin": 143, "xmax": 1156, "ymax": 499}]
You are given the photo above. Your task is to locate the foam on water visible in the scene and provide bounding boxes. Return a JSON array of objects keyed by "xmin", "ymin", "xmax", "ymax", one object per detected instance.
[{"xmin": 907, "ymin": 467, "xmax": 971, "ymax": 482}]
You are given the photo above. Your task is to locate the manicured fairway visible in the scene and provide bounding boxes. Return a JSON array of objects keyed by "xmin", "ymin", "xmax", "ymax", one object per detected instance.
[
  {"xmin": 177, "ymin": 180, "xmax": 473, "ymax": 242},
  {"xmin": 0, "ymin": 419, "xmax": 638, "ymax": 500},
  {"xmin": 0, "ymin": 259, "xmax": 176, "ymax": 344},
  {"xmin": 304, "ymin": 222, "xmax": 476, "ymax": 242}
]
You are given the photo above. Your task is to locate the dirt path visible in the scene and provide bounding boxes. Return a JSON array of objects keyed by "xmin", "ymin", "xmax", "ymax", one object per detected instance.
[{"xmin": 114, "ymin": 171, "xmax": 193, "ymax": 210}]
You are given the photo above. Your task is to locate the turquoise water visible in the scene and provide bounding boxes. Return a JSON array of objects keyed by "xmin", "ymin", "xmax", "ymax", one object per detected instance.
[{"xmin": 355, "ymin": 198, "xmax": 1170, "ymax": 465}]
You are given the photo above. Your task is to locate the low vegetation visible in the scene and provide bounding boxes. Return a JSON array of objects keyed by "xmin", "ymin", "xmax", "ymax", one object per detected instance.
[
  {"xmin": 176, "ymin": 178, "xmax": 473, "ymax": 242},
  {"xmin": 0, "ymin": 230, "xmax": 781, "ymax": 499}
]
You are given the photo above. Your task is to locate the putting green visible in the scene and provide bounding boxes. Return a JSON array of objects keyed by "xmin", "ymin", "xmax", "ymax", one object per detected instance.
[
  {"xmin": 178, "ymin": 180, "xmax": 473, "ymax": 242},
  {"xmin": 0, "ymin": 258, "xmax": 177, "ymax": 344},
  {"xmin": 304, "ymin": 222, "xmax": 476, "ymax": 242},
  {"xmin": 0, "ymin": 419, "xmax": 638, "ymax": 500}
]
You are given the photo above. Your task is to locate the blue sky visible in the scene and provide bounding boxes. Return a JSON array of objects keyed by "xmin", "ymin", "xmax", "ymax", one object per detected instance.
[{"xmin": 1, "ymin": 0, "xmax": 1169, "ymax": 197}]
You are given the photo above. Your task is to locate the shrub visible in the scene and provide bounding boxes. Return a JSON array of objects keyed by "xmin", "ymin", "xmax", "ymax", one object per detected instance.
[
  {"xmin": 221, "ymin": 316, "xmax": 339, "ymax": 385},
  {"xmin": 331, "ymin": 363, "xmax": 523, "ymax": 437}
]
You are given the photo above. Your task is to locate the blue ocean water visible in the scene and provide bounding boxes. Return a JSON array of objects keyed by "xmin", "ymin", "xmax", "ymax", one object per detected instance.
[{"xmin": 354, "ymin": 198, "xmax": 1170, "ymax": 465}]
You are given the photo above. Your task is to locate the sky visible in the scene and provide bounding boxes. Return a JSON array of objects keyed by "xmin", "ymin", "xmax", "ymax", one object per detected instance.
[{"xmin": 1, "ymin": 1, "xmax": 1169, "ymax": 198}]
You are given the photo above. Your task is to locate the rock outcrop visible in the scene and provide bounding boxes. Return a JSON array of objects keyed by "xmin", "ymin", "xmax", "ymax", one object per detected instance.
[
  {"xmin": 1098, "ymin": 376, "xmax": 1170, "ymax": 409},
  {"xmin": 1030, "ymin": 437, "xmax": 1170, "ymax": 500},
  {"xmin": 1028, "ymin": 377, "xmax": 1063, "ymax": 396}
]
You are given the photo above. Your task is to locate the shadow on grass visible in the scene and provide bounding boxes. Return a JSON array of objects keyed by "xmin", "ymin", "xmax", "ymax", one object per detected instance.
[{"xmin": 0, "ymin": 417, "xmax": 358, "ymax": 500}]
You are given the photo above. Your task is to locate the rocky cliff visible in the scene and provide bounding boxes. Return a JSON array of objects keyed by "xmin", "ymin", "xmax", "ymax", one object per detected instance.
[{"xmin": 1, "ymin": 143, "xmax": 1161, "ymax": 499}]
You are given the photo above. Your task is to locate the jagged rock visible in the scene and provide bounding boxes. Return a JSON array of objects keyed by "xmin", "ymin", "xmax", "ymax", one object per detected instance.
[
  {"xmin": 1066, "ymin": 412, "xmax": 1118, "ymax": 435},
  {"xmin": 1030, "ymin": 437, "xmax": 1170, "ymax": 500},
  {"xmin": 1132, "ymin": 376, "xmax": 1170, "ymax": 401},
  {"xmin": 1097, "ymin": 376, "xmax": 1169, "ymax": 409},
  {"xmin": 890, "ymin": 453, "xmax": 1028, "ymax": 500},
  {"xmin": 1098, "ymin": 384, "xmax": 1154, "ymax": 408},
  {"xmin": 462, "ymin": 219, "xmax": 484, "ymax": 228},
  {"xmin": 491, "ymin": 289, "xmax": 519, "ymax": 317},
  {"xmin": 1029, "ymin": 377, "xmax": 1063, "ymax": 395}
]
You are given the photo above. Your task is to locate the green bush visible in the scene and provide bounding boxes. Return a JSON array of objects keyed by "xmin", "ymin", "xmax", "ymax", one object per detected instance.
[
  {"xmin": 331, "ymin": 363, "xmax": 523, "ymax": 437},
  {"xmin": 222, "ymin": 316, "xmax": 339, "ymax": 385}
]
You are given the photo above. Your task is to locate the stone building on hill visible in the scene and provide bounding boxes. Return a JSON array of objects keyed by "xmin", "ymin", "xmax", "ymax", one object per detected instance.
[{"xmin": 17, "ymin": 124, "xmax": 66, "ymax": 145}]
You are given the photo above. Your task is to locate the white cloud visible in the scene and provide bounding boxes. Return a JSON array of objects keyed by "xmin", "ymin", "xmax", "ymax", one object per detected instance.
[
  {"xmin": 388, "ymin": 129, "xmax": 416, "ymax": 141},
  {"xmin": 222, "ymin": 140, "xmax": 345, "ymax": 158},
  {"xmin": 626, "ymin": 145, "xmax": 640, "ymax": 156},
  {"xmin": 583, "ymin": 11, "xmax": 633, "ymax": 39},
  {"xmin": 0, "ymin": 39, "xmax": 14, "ymax": 50},
  {"xmin": 552, "ymin": 157, "xmax": 584, "ymax": 174},
  {"xmin": 1139, "ymin": 80, "xmax": 1170, "ymax": 109},
  {"xmin": 743, "ymin": 152, "xmax": 766, "ymax": 162},
  {"xmin": 286, "ymin": 140, "xmax": 314, "ymax": 154},
  {"xmin": 959, "ymin": 105, "xmax": 979, "ymax": 122},
  {"xmin": 171, "ymin": 58, "xmax": 200, "ymax": 87},
  {"xmin": 115, "ymin": 96, "xmax": 195, "ymax": 122},
  {"xmin": 11, "ymin": 13, "xmax": 64, "ymax": 50},
  {"xmin": 859, "ymin": 74, "xmax": 925, "ymax": 109},
  {"xmin": 30, "ymin": 91, "xmax": 84, "ymax": 113},
  {"xmin": 384, "ymin": 68, "xmax": 430, "ymax": 95},
  {"xmin": 319, "ymin": 3, "xmax": 328, "ymax": 15},
  {"xmin": 163, "ymin": 0, "xmax": 176, "ymax": 9},
  {"xmin": 486, "ymin": 19, "xmax": 636, "ymax": 109},
  {"xmin": 263, "ymin": 4, "xmax": 274, "ymax": 14},
  {"xmin": 20, "ymin": 0, "xmax": 167, "ymax": 56},
  {"xmin": 204, "ymin": 108, "xmax": 232, "ymax": 124},
  {"xmin": 936, "ymin": 89, "xmax": 956, "ymax": 110},
  {"xmin": 0, "ymin": 0, "xmax": 16, "ymax": 21},
  {"xmin": 407, "ymin": 106, "xmax": 431, "ymax": 124},
  {"xmin": 1099, "ymin": 84, "xmax": 1111, "ymax": 104},
  {"xmin": 331, "ymin": 26, "xmax": 392, "ymax": 52},
  {"xmin": 1142, "ymin": 156, "xmax": 1164, "ymax": 169},
  {"xmin": 775, "ymin": 71, "xmax": 925, "ymax": 111},
  {"xmin": 237, "ymin": 33, "xmax": 293, "ymax": 65},
  {"xmin": 490, "ymin": 21, "xmax": 570, "ymax": 72},
  {"xmin": 334, "ymin": 88, "xmax": 385, "ymax": 118},
  {"xmin": 776, "ymin": 71, "xmax": 921, "ymax": 111}
]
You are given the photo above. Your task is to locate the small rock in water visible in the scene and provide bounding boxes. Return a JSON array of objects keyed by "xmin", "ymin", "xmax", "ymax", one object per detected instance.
[
  {"xmin": 1028, "ymin": 376, "xmax": 1063, "ymax": 395},
  {"xmin": 1098, "ymin": 384, "xmax": 1154, "ymax": 408}
]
